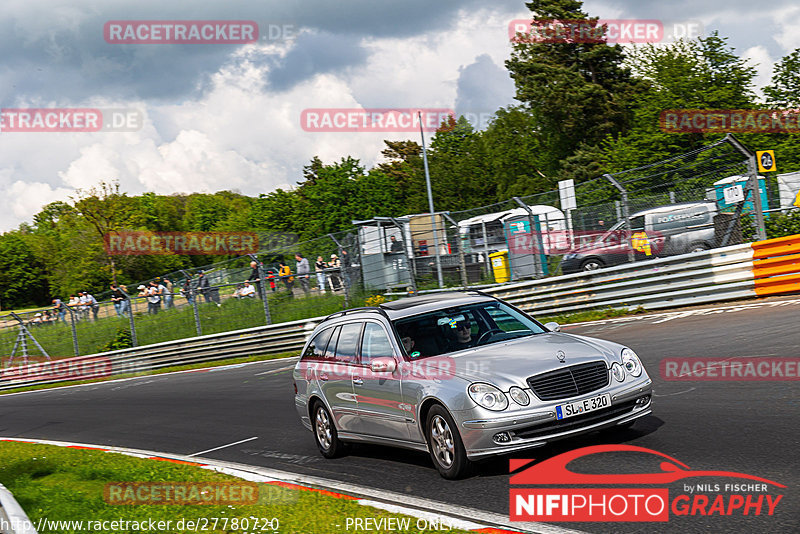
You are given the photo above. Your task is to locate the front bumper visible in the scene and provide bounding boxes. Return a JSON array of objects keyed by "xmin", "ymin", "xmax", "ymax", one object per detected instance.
[{"xmin": 456, "ymin": 379, "xmax": 653, "ymax": 459}]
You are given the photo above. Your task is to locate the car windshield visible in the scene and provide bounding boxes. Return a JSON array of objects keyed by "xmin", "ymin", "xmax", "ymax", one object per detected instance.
[{"xmin": 392, "ymin": 301, "xmax": 547, "ymax": 359}]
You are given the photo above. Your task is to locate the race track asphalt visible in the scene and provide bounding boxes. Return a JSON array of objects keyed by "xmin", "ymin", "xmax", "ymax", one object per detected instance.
[{"xmin": 1, "ymin": 298, "xmax": 798, "ymax": 534}]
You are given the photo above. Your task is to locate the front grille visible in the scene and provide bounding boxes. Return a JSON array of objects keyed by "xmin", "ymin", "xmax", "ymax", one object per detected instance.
[
  {"xmin": 513, "ymin": 400, "xmax": 638, "ymax": 440},
  {"xmin": 526, "ymin": 361, "xmax": 609, "ymax": 401}
]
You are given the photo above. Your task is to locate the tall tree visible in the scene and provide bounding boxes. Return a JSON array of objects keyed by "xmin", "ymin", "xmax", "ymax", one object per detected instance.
[
  {"xmin": 72, "ymin": 181, "xmax": 143, "ymax": 285},
  {"xmin": 505, "ymin": 0, "xmax": 642, "ymax": 177},
  {"xmin": 602, "ymin": 33, "xmax": 758, "ymax": 172}
]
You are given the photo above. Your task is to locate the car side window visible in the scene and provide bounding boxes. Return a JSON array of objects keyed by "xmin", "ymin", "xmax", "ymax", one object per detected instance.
[
  {"xmin": 302, "ymin": 327, "xmax": 334, "ymax": 361},
  {"xmin": 360, "ymin": 323, "xmax": 394, "ymax": 365},
  {"xmin": 333, "ymin": 322, "xmax": 363, "ymax": 363},
  {"xmin": 323, "ymin": 326, "xmax": 342, "ymax": 360}
]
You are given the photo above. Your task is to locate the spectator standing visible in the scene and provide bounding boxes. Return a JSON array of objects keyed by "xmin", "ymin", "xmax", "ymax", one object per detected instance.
[
  {"xmin": 315, "ymin": 256, "xmax": 327, "ymax": 293},
  {"xmin": 52, "ymin": 298, "xmax": 66, "ymax": 323},
  {"xmin": 147, "ymin": 281, "xmax": 162, "ymax": 314},
  {"xmin": 341, "ymin": 248, "xmax": 353, "ymax": 290},
  {"xmin": 163, "ymin": 278, "xmax": 174, "ymax": 309},
  {"xmin": 278, "ymin": 262, "xmax": 294, "ymax": 296},
  {"xmin": 83, "ymin": 291, "xmax": 100, "ymax": 321},
  {"xmin": 110, "ymin": 284, "xmax": 129, "ymax": 318},
  {"xmin": 197, "ymin": 271, "xmax": 220, "ymax": 306},
  {"xmin": 390, "ymin": 235, "xmax": 403, "ymax": 253},
  {"xmin": 77, "ymin": 292, "xmax": 90, "ymax": 320},
  {"xmin": 248, "ymin": 260, "xmax": 266, "ymax": 300},
  {"xmin": 295, "ymin": 253, "xmax": 310, "ymax": 296},
  {"xmin": 328, "ymin": 254, "xmax": 342, "ymax": 291},
  {"xmin": 180, "ymin": 278, "xmax": 194, "ymax": 305}
]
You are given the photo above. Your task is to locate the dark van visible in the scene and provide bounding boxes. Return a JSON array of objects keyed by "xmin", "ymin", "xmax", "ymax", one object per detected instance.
[{"xmin": 560, "ymin": 202, "xmax": 718, "ymax": 274}]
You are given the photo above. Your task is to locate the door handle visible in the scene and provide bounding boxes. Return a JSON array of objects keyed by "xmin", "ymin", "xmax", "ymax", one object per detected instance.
[
  {"xmin": 352, "ymin": 376, "xmax": 363, "ymax": 386},
  {"xmin": 319, "ymin": 373, "xmax": 329, "ymax": 382}
]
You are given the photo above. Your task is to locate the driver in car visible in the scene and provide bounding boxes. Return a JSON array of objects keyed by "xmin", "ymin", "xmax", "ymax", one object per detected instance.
[{"xmin": 447, "ymin": 318, "xmax": 477, "ymax": 350}]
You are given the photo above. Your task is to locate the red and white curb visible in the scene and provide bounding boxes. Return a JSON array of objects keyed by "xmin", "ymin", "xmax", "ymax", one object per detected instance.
[{"xmin": 0, "ymin": 437, "xmax": 586, "ymax": 534}]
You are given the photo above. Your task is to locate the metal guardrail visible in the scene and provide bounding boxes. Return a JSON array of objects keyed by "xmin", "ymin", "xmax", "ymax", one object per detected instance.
[
  {"xmin": 0, "ymin": 316, "xmax": 321, "ymax": 392},
  {"xmin": 483, "ymin": 244, "xmax": 757, "ymax": 315},
  {"xmin": 0, "ymin": 483, "xmax": 37, "ymax": 534},
  {"xmin": 4, "ymin": 236, "xmax": 800, "ymax": 392}
]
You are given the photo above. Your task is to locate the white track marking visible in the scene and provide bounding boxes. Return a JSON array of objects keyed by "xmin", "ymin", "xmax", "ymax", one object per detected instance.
[
  {"xmin": 254, "ymin": 364, "xmax": 296, "ymax": 376},
  {"xmin": 187, "ymin": 436, "xmax": 259, "ymax": 457},
  {"xmin": 0, "ymin": 436, "xmax": 590, "ymax": 534}
]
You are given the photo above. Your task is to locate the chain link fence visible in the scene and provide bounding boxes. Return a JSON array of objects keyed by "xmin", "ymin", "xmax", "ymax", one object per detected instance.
[{"xmin": 1, "ymin": 135, "xmax": 794, "ymax": 366}]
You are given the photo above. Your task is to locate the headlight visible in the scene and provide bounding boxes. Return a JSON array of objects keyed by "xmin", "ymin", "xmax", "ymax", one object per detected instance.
[
  {"xmin": 621, "ymin": 348, "xmax": 642, "ymax": 377},
  {"xmin": 509, "ymin": 386, "xmax": 530, "ymax": 406},
  {"xmin": 611, "ymin": 362, "xmax": 626, "ymax": 382},
  {"xmin": 468, "ymin": 383, "xmax": 509, "ymax": 411},
  {"xmin": 564, "ymin": 253, "xmax": 576, "ymax": 260}
]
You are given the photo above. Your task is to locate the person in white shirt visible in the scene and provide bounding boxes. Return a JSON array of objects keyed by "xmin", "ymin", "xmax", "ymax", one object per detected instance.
[{"xmin": 239, "ymin": 281, "xmax": 256, "ymax": 298}]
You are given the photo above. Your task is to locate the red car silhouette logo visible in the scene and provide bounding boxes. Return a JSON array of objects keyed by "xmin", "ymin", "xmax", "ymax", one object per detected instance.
[{"xmin": 510, "ymin": 444, "xmax": 785, "ymax": 487}]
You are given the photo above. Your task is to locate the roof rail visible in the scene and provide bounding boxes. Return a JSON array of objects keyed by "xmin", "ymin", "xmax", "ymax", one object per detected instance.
[{"xmin": 323, "ymin": 306, "xmax": 391, "ymax": 322}]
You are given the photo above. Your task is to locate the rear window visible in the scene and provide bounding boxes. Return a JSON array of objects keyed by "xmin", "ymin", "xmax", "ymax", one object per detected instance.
[
  {"xmin": 360, "ymin": 323, "xmax": 394, "ymax": 364},
  {"xmin": 302, "ymin": 327, "xmax": 334, "ymax": 361},
  {"xmin": 333, "ymin": 323, "xmax": 363, "ymax": 363}
]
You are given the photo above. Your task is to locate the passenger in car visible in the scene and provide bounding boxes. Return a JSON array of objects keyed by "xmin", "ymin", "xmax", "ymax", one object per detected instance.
[{"xmin": 398, "ymin": 327, "xmax": 416, "ymax": 355}]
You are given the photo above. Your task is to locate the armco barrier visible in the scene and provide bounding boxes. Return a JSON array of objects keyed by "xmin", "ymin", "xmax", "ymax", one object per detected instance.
[
  {"xmin": 0, "ymin": 482, "xmax": 37, "ymax": 534},
  {"xmin": 0, "ymin": 316, "xmax": 321, "ymax": 392},
  {"xmin": 483, "ymin": 243, "xmax": 758, "ymax": 315},
  {"xmin": 3, "ymin": 235, "xmax": 800, "ymax": 392},
  {"xmin": 752, "ymin": 234, "xmax": 800, "ymax": 296}
]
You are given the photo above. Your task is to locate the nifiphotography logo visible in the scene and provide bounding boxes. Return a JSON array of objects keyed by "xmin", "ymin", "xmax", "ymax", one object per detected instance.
[{"xmin": 509, "ymin": 444, "xmax": 785, "ymax": 522}]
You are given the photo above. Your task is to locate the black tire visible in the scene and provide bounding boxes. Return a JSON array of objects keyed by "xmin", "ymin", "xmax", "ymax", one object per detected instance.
[
  {"xmin": 311, "ymin": 401, "xmax": 348, "ymax": 459},
  {"xmin": 688, "ymin": 242, "xmax": 710, "ymax": 253},
  {"xmin": 581, "ymin": 258, "xmax": 604, "ymax": 272},
  {"xmin": 426, "ymin": 404, "xmax": 471, "ymax": 479}
]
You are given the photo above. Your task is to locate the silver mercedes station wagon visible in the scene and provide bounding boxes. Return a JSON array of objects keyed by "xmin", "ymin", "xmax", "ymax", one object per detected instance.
[{"xmin": 293, "ymin": 292, "xmax": 653, "ymax": 479}]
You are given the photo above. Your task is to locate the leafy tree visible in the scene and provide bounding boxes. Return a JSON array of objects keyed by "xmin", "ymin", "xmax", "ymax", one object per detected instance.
[
  {"xmin": 602, "ymin": 33, "xmax": 758, "ymax": 172},
  {"xmin": 427, "ymin": 115, "xmax": 495, "ymax": 211},
  {"xmin": 505, "ymin": 0, "xmax": 642, "ymax": 177},
  {"xmin": 375, "ymin": 140, "xmax": 427, "ymax": 213},
  {"xmin": 481, "ymin": 107, "xmax": 553, "ymax": 199},
  {"xmin": 0, "ymin": 232, "xmax": 48, "ymax": 309},
  {"xmin": 764, "ymin": 49, "xmax": 800, "ymax": 108},
  {"xmin": 72, "ymin": 181, "xmax": 144, "ymax": 285}
]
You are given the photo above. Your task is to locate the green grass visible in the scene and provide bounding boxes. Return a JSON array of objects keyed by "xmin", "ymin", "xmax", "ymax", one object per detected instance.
[
  {"xmin": 0, "ymin": 292, "xmax": 361, "ymax": 360},
  {"xmin": 539, "ymin": 306, "xmax": 647, "ymax": 325},
  {"xmin": 0, "ymin": 442, "xmax": 472, "ymax": 534}
]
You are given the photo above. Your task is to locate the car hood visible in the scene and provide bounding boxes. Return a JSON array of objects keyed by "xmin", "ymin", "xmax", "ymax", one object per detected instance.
[{"xmin": 419, "ymin": 333, "xmax": 622, "ymax": 389}]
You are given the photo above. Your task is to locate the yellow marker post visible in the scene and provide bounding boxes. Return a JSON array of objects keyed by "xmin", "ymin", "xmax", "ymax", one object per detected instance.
[{"xmin": 756, "ymin": 150, "xmax": 776, "ymax": 173}]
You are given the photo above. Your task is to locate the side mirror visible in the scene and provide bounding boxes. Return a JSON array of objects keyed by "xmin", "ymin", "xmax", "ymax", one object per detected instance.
[
  {"xmin": 370, "ymin": 357, "xmax": 397, "ymax": 373},
  {"xmin": 544, "ymin": 322, "xmax": 561, "ymax": 333}
]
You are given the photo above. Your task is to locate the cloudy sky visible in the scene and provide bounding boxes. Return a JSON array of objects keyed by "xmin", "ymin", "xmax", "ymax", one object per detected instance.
[{"xmin": 0, "ymin": 0, "xmax": 798, "ymax": 232}]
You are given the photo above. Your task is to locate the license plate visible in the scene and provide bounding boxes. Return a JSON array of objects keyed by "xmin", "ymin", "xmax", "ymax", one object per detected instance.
[{"xmin": 555, "ymin": 393, "xmax": 611, "ymax": 420}]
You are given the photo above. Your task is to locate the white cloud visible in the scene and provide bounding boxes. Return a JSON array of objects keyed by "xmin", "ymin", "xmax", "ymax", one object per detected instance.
[
  {"xmin": 743, "ymin": 45, "xmax": 775, "ymax": 100},
  {"xmin": 3, "ymin": 180, "xmax": 73, "ymax": 229},
  {"xmin": 772, "ymin": 6, "xmax": 800, "ymax": 52}
]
